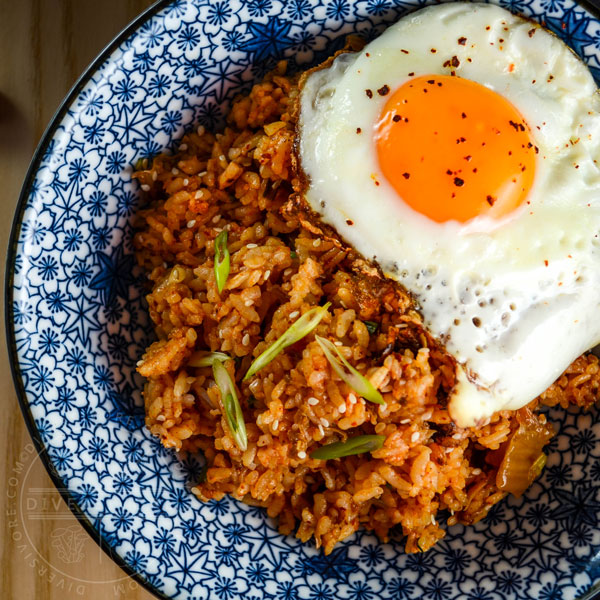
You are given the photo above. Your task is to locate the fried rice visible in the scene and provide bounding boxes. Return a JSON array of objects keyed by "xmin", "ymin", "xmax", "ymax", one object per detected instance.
[{"xmin": 133, "ymin": 60, "xmax": 600, "ymax": 554}]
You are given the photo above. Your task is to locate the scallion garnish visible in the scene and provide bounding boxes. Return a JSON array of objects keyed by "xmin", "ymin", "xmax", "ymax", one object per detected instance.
[
  {"xmin": 188, "ymin": 351, "xmax": 230, "ymax": 368},
  {"xmin": 309, "ymin": 434, "xmax": 385, "ymax": 460},
  {"xmin": 214, "ymin": 230, "xmax": 230, "ymax": 294},
  {"xmin": 244, "ymin": 303, "xmax": 331, "ymax": 381},
  {"xmin": 290, "ymin": 250, "xmax": 298, "ymax": 259},
  {"xmin": 364, "ymin": 320, "xmax": 378, "ymax": 335},
  {"xmin": 212, "ymin": 360, "xmax": 247, "ymax": 451},
  {"xmin": 315, "ymin": 335, "xmax": 384, "ymax": 405}
]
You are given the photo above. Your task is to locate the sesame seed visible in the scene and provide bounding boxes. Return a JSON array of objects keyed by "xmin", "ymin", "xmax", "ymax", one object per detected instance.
[
  {"xmin": 348, "ymin": 394, "xmax": 357, "ymax": 404},
  {"xmin": 194, "ymin": 191, "xmax": 203, "ymax": 199},
  {"xmin": 289, "ymin": 311, "xmax": 299, "ymax": 319},
  {"xmin": 400, "ymin": 418, "xmax": 410, "ymax": 424},
  {"xmin": 152, "ymin": 171, "xmax": 158, "ymax": 181},
  {"xmin": 298, "ymin": 451, "xmax": 307, "ymax": 459},
  {"xmin": 411, "ymin": 432, "xmax": 420, "ymax": 443},
  {"xmin": 136, "ymin": 360, "xmax": 144, "ymax": 367},
  {"xmin": 242, "ymin": 333, "xmax": 250, "ymax": 346},
  {"xmin": 308, "ymin": 397, "xmax": 319, "ymax": 405},
  {"xmin": 264, "ymin": 270, "xmax": 271, "ymax": 280},
  {"xmin": 171, "ymin": 167, "xmax": 179, "ymax": 175},
  {"xmin": 219, "ymin": 154, "xmax": 226, "ymax": 162},
  {"xmin": 313, "ymin": 239, "xmax": 321, "ymax": 247},
  {"xmin": 338, "ymin": 404, "xmax": 346, "ymax": 414},
  {"xmin": 212, "ymin": 214, "xmax": 221, "ymax": 223},
  {"xmin": 272, "ymin": 419, "xmax": 279, "ymax": 431},
  {"xmin": 156, "ymin": 415, "xmax": 166, "ymax": 422},
  {"xmin": 141, "ymin": 184, "xmax": 151, "ymax": 192},
  {"xmin": 247, "ymin": 243, "xmax": 258, "ymax": 249},
  {"xmin": 452, "ymin": 433, "xmax": 462, "ymax": 440},
  {"xmin": 472, "ymin": 468, "xmax": 482, "ymax": 475},
  {"xmin": 318, "ymin": 424, "xmax": 325, "ymax": 437},
  {"xmin": 320, "ymin": 418, "xmax": 329, "ymax": 427},
  {"xmin": 179, "ymin": 143, "xmax": 188, "ymax": 151},
  {"xmin": 187, "ymin": 220, "xmax": 196, "ymax": 228},
  {"xmin": 244, "ymin": 300, "xmax": 253, "ymax": 307},
  {"xmin": 431, "ymin": 515, "xmax": 436, "ymax": 525},
  {"xmin": 197, "ymin": 125, "xmax": 205, "ymax": 136},
  {"xmin": 334, "ymin": 341, "xmax": 343, "ymax": 346},
  {"xmin": 446, "ymin": 447, "xmax": 453, "ymax": 453},
  {"xmin": 283, "ymin": 268, "xmax": 293, "ymax": 277},
  {"xmin": 183, "ymin": 178, "xmax": 189, "ymax": 186},
  {"xmin": 198, "ymin": 171, "xmax": 208, "ymax": 177}
]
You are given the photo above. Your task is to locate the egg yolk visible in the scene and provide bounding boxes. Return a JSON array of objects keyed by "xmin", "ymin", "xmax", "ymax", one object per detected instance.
[{"xmin": 375, "ymin": 75, "xmax": 537, "ymax": 223}]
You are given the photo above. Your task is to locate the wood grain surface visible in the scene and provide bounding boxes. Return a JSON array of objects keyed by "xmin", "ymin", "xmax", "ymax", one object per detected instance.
[{"xmin": 0, "ymin": 1, "xmax": 157, "ymax": 598}]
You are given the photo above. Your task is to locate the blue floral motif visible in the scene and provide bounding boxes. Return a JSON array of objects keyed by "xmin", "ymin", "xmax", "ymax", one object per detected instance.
[{"xmin": 8, "ymin": 1, "xmax": 600, "ymax": 600}]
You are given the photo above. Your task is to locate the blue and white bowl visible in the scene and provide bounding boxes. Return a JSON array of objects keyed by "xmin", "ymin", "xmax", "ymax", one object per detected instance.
[{"xmin": 7, "ymin": 1, "xmax": 600, "ymax": 598}]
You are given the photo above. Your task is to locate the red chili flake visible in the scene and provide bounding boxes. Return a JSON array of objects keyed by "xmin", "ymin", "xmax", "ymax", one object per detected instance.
[
  {"xmin": 446, "ymin": 169, "xmax": 453, "ymax": 175},
  {"xmin": 532, "ymin": 79, "xmax": 536, "ymax": 84},
  {"xmin": 486, "ymin": 25, "xmax": 491, "ymax": 30},
  {"xmin": 458, "ymin": 36, "xmax": 467, "ymax": 45},
  {"xmin": 454, "ymin": 177, "xmax": 464, "ymax": 187},
  {"xmin": 437, "ymin": 82, "xmax": 443, "ymax": 86},
  {"xmin": 464, "ymin": 155, "xmax": 472, "ymax": 161},
  {"xmin": 547, "ymin": 74, "xmax": 554, "ymax": 82},
  {"xmin": 508, "ymin": 151, "xmax": 512, "ymax": 156},
  {"xmin": 467, "ymin": 57, "xmax": 472, "ymax": 62},
  {"xmin": 451, "ymin": 55, "xmax": 460, "ymax": 67},
  {"xmin": 508, "ymin": 120, "xmax": 525, "ymax": 132},
  {"xmin": 575, "ymin": 164, "xmax": 580, "ymax": 169},
  {"xmin": 534, "ymin": 146, "xmax": 539, "ymax": 154},
  {"xmin": 346, "ymin": 219, "xmax": 354, "ymax": 226},
  {"xmin": 365, "ymin": 89, "xmax": 373, "ymax": 98},
  {"xmin": 402, "ymin": 172, "xmax": 410, "ymax": 179},
  {"xmin": 499, "ymin": 38, "xmax": 504, "ymax": 43},
  {"xmin": 431, "ymin": 48, "xmax": 437, "ymax": 53},
  {"xmin": 456, "ymin": 137, "xmax": 466, "ymax": 144},
  {"xmin": 473, "ymin": 168, "xmax": 478, "ymax": 173},
  {"xmin": 377, "ymin": 84, "xmax": 390, "ymax": 96},
  {"xmin": 521, "ymin": 166, "xmax": 526, "ymax": 171},
  {"xmin": 443, "ymin": 59, "xmax": 451, "ymax": 67},
  {"xmin": 366, "ymin": 52, "xmax": 370, "ymax": 57},
  {"xmin": 528, "ymin": 28, "xmax": 536, "ymax": 37},
  {"xmin": 562, "ymin": 22, "xmax": 566, "ymax": 30},
  {"xmin": 427, "ymin": 79, "xmax": 435, "ymax": 84},
  {"xmin": 508, "ymin": 63, "xmax": 515, "ymax": 72},
  {"xmin": 401, "ymin": 49, "xmax": 409, "ymax": 54},
  {"xmin": 486, "ymin": 195, "xmax": 496, "ymax": 206},
  {"xmin": 544, "ymin": 260, "xmax": 549, "ymax": 266},
  {"xmin": 374, "ymin": 181, "xmax": 380, "ymax": 186},
  {"xmin": 408, "ymin": 72, "xmax": 415, "ymax": 76},
  {"xmin": 461, "ymin": 112, "xmax": 467, "ymax": 119},
  {"xmin": 356, "ymin": 127, "xmax": 362, "ymax": 134},
  {"xmin": 393, "ymin": 115, "xmax": 401, "ymax": 122}
]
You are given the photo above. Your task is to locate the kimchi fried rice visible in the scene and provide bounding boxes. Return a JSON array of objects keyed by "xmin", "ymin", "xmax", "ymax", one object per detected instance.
[{"xmin": 133, "ymin": 60, "xmax": 600, "ymax": 554}]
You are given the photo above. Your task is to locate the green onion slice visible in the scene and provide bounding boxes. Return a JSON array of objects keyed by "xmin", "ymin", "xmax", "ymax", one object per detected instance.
[
  {"xmin": 214, "ymin": 230, "xmax": 230, "ymax": 294},
  {"xmin": 244, "ymin": 303, "xmax": 331, "ymax": 381},
  {"xmin": 315, "ymin": 335, "xmax": 384, "ymax": 405},
  {"xmin": 309, "ymin": 434, "xmax": 385, "ymax": 460},
  {"xmin": 364, "ymin": 320, "xmax": 378, "ymax": 335},
  {"xmin": 188, "ymin": 351, "xmax": 230, "ymax": 368},
  {"xmin": 212, "ymin": 360, "xmax": 247, "ymax": 451}
]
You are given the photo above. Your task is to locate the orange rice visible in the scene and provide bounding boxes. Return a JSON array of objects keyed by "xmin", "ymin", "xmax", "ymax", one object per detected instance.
[{"xmin": 133, "ymin": 60, "xmax": 600, "ymax": 554}]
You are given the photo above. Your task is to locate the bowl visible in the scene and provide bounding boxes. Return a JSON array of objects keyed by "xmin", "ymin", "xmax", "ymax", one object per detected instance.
[{"xmin": 7, "ymin": 0, "xmax": 600, "ymax": 598}]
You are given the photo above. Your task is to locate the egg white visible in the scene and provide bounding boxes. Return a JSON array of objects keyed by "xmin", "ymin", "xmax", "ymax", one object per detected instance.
[{"xmin": 299, "ymin": 2, "xmax": 600, "ymax": 426}]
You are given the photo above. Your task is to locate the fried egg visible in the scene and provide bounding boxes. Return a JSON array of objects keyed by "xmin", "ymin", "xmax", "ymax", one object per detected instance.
[{"xmin": 298, "ymin": 2, "xmax": 600, "ymax": 427}]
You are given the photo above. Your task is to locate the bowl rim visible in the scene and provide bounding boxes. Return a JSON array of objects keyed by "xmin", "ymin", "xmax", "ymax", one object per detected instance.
[
  {"xmin": 6, "ymin": 1, "xmax": 600, "ymax": 600},
  {"xmin": 4, "ymin": 0, "xmax": 171, "ymax": 597}
]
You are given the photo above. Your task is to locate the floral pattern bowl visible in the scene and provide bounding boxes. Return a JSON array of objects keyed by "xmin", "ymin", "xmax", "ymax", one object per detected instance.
[{"xmin": 7, "ymin": 0, "xmax": 600, "ymax": 599}]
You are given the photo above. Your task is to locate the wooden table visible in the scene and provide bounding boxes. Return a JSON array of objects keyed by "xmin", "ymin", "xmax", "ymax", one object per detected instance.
[{"xmin": 0, "ymin": 2, "xmax": 156, "ymax": 598}]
